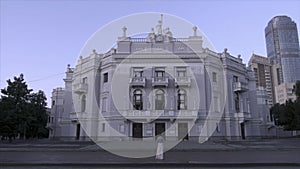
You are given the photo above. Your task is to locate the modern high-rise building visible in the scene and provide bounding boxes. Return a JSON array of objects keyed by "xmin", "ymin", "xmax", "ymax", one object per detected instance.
[
  {"xmin": 248, "ymin": 54, "xmax": 274, "ymax": 107},
  {"xmin": 265, "ymin": 15, "xmax": 300, "ymax": 84}
]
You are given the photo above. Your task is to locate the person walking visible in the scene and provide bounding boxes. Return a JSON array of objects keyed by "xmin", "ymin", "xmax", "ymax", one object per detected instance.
[{"xmin": 155, "ymin": 135, "xmax": 164, "ymax": 160}]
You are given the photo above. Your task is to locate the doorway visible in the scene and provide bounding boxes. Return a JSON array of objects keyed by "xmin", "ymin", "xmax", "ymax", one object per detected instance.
[
  {"xmin": 76, "ymin": 123, "xmax": 80, "ymax": 140},
  {"xmin": 155, "ymin": 123, "xmax": 166, "ymax": 137},
  {"xmin": 178, "ymin": 123, "xmax": 188, "ymax": 140},
  {"xmin": 241, "ymin": 122, "xmax": 246, "ymax": 140},
  {"xmin": 132, "ymin": 123, "xmax": 143, "ymax": 138}
]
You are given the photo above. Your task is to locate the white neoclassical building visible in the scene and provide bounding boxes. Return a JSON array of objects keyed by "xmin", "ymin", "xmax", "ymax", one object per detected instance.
[{"xmin": 47, "ymin": 18, "xmax": 274, "ymax": 141}]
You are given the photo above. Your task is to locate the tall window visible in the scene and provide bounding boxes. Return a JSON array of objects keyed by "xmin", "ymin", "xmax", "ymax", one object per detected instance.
[
  {"xmin": 234, "ymin": 93, "xmax": 240, "ymax": 113},
  {"xmin": 212, "ymin": 72, "xmax": 217, "ymax": 82},
  {"xmin": 233, "ymin": 75, "xmax": 238, "ymax": 82},
  {"xmin": 103, "ymin": 73, "xmax": 108, "ymax": 83},
  {"xmin": 81, "ymin": 95, "xmax": 86, "ymax": 112},
  {"xmin": 83, "ymin": 77, "xmax": 88, "ymax": 84},
  {"xmin": 155, "ymin": 89, "xmax": 165, "ymax": 110},
  {"xmin": 133, "ymin": 89, "xmax": 143, "ymax": 110},
  {"xmin": 177, "ymin": 89, "xmax": 187, "ymax": 110}
]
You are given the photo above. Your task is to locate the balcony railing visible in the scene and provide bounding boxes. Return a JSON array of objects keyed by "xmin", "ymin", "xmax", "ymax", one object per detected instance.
[
  {"xmin": 46, "ymin": 123, "xmax": 54, "ymax": 129},
  {"xmin": 233, "ymin": 82, "xmax": 248, "ymax": 92},
  {"xmin": 70, "ymin": 112, "xmax": 78, "ymax": 122},
  {"xmin": 73, "ymin": 83, "xmax": 88, "ymax": 94},
  {"xmin": 129, "ymin": 77, "xmax": 146, "ymax": 87},
  {"xmin": 234, "ymin": 111, "xmax": 251, "ymax": 122},
  {"xmin": 175, "ymin": 76, "xmax": 191, "ymax": 87},
  {"xmin": 152, "ymin": 76, "xmax": 169, "ymax": 87},
  {"xmin": 120, "ymin": 110, "xmax": 197, "ymax": 119}
]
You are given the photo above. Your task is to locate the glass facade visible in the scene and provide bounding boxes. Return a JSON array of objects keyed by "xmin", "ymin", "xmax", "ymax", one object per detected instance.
[{"xmin": 265, "ymin": 16, "xmax": 300, "ymax": 83}]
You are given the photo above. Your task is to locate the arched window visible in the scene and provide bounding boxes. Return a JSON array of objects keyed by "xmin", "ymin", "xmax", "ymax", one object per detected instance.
[
  {"xmin": 155, "ymin": 89, "xmax": 165, "ymax": 110},
  {"xmin": 177, "ymin": 90, "xmax": 187, "ymax": 110},
  {"xmin": 81, "ymin": 95, "xmax": 86, "ymax": 112},
  {"xmin": 133, "ymin": 89, "xmax": 143, "ymax": 110}
]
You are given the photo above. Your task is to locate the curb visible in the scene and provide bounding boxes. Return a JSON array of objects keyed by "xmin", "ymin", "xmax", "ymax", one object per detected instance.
[{"xmin": 1, "ymin": 162, "xmax": 300, "ymax": 167}]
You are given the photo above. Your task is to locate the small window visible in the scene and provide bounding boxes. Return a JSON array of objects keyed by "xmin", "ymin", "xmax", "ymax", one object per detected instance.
[
  {"xmin": 233, "ymin": 75, "xmax": 238, "ymax": 82},
  {"xmin": 103, "ymin": 73, "xmax": 108, "ymax": 83},
  {"xmin": 133, "ymin": 68, "xmax": 143, "ymax": 77},
  {"xmin": 52, "ymin": 100, "xmax": 55, "ymax": 106},
  {"xmin": 83, "ymin": 77, "xmax": 88, "ymax": 84},
  {"xmin": 177, "ymin": 67, "xmax": 187, "ymax": 77},
  {"xmin": 102, "ymin": 123, "xmax": 105, "ymax": 132},
  {"xmin": 212, "ymin": 72, "xmax": 217, "ymax": 82}
]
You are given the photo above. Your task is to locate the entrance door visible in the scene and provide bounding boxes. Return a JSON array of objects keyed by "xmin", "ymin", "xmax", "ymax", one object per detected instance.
[
  {"xmin": 155, "ymin": 123, "xmax": 166, "ymax": 137},
  {"xmin": 241, "ymin": 122, "xmax": 246, "ymax": 140},
  {"xmin": 76, "ymin": 123, "xmax": 80, "ymax": 140},
  {"xmin": 178, "ymin": 123, "xmax": 188, "ymax": 140},
  {"xmin": 132, "ymin": 123, "xmax": 143, "ymax": 138}
]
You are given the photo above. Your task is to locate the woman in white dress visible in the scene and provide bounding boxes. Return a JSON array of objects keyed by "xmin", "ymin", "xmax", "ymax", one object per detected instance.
[{"xmin": 155, "ymin": 135, "xmax": 164, "ymax": 160}]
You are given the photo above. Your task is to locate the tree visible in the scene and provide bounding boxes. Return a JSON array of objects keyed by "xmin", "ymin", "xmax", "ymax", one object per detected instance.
[
  {"xmin": 0, "ymin": 74, "xmax": 48, "ymax": 141},
  {"xmin": 271, "ymin": 80, "xmax": 300, "ymax": 131}
]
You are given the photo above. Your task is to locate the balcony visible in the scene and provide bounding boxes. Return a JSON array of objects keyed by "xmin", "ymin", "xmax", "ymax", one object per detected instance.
[
  {"xmin": 46, "ymin": 123, "xmax": 54, "ymax": 129},
  {"xmin": 152, "ymin": 76, "xmax": 169, "ymax": 87},
  {"xmin": 120, "ymin": 110, "xmax": 197, "ymax": 120},
  {"xmin": 70, "ymin": 112, "xmax": 78, "ymax": 122},
  {"xmin": 233, "ymin": 82, "xmax": 248, "ymax": 92},
  {"xmin": 234, "ymin": 112, "xmax": 251, "ymax": 122},
  {"xmin": 129, "ymin": 77, "xmax": 146, "ymax": 87},
  {"xmin": 175, "ymin": 76, "xmax": 191, "ymax": 87},
  {"xmin": 73, "ymin": 83, "xmax": 88, "ymax": 94}
]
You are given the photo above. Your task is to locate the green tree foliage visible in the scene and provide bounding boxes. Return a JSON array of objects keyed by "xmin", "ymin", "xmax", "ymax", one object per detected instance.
[
  {"xmin": 0, "ymin": 74, "xmax": 48, "ymax": 141},
  {"xmin": 270, "ymin": 81, "xmax": 300, "ymax": 130}
]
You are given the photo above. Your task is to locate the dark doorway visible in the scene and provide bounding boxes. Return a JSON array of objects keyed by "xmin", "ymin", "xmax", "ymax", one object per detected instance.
[
  {"xmin": 241, "ymin": 122, "xmax": 246, "ymax": 140},
  {"xmin": 76, "ymin": 123, "xmax": 80, "ymax": 140},
  {"xmin": 155, "ymin": 123, "xmax": 166, "ymax": 137},
  {"xmin": 178, "ymin": 123, "xmax": 189, "ymax": 140},
  {"xmin": 132, "ymin": 123, "xmax": 143, "ymax": 138}
]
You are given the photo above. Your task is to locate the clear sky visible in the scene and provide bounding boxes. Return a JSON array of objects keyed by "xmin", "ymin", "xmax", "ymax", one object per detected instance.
[{"xmin": 1, "ymin": 0, "xmax": 300, "ymax": 106}]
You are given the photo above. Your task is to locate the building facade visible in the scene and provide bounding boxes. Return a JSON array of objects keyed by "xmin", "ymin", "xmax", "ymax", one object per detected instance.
[
  {"xmin": 275, "ymin": 82, "xmax": 297, "ymax": 104},
  {"xmin": 49, "ymin": 18, "xmax": 272, "ymax": 141},
  {"xmin": 248, "ymin": 54, "xmax": 274, "ymax": 107},
  {"xmin": 265, "ymin": 15, "xmax": 300, "ymax": 84}
]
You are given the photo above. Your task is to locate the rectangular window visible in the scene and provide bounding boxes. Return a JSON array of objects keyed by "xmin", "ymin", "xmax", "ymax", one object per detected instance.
[
  {"xmin": 212, "ymin": 72, "xmax": 217, "ymax": 82},
  {"xmin": 233, "ymin": 75, "xmax": 238, "ymax": 82},
  {"xmin": 52, "ymin": 100, "xmax": 55, "ymax": 106},
  {"xmin": 177, "ymin": 67, "xmax": 187, "ymax": 77},
  {"xmin": 234, "ymin": 93, "xmax": 240, "ymax": 112},
  {"xmin": 155, "ymin": 67, "xmax": 165, "ymax": 77},
  {"xmin": 83, "ymin": 77, "xmax": 88, "ymax": 84},
  {"xmin": 103, "ymin": 73, "xmax": 108, "ymax": 83},
  {"xmin": 102, "ymin": 98, "xmax": 107, "ymax": 112},
  {"xmin": 133, "ymin": 68, "xmax": 143, "ymax": 77},
  {"xmin": 102, "ymin": 123, "xmax": 105, "ymax": 132}
]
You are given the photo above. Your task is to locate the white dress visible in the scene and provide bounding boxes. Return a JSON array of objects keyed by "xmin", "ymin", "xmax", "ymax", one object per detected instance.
[{"xmin": 155, "ymin": 136, "xmax": 164, "ymax": 160}]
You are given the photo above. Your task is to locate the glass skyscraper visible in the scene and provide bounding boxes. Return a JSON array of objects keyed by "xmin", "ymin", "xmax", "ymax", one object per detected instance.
[{"xmin": 265, "ymin": 15, "xmax": 300, "ymax": 84}]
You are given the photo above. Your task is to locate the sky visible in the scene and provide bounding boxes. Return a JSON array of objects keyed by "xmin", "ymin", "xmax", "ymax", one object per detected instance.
[{"xmin": 1, "ymin": 0, "xmax": 300, "ymax": 106}]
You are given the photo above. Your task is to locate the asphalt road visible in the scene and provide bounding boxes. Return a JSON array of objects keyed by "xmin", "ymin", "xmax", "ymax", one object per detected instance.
[{"xmin": 1, "ymin": 150, "xmax": 300, "ymax": 167}]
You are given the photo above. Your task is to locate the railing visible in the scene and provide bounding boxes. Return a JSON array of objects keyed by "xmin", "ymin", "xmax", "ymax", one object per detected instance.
[
  {"xmin": 129, "ymin": 77, "xmax": 146, "ymax": 87},
  {"xmin": 70, "ymin": 112, "xmax": 78, "ymax": 122},
  {"xmin": 234, "ymin": 111, "xmax": 251, "ymax": 122},
  {"xmin": 152, "ymin": 76, "xmax": 169, "ymax": 87},
  {"xmin": 233, "ymin": 82, "xmax": 248, "ymax": 92},
  {"xmin": 120, "ymin": 110, "xmax": 197, "ymax": 119},
  {"xmin": 175, "ymin": 76, "xmax": 191, "ymax": 87},
  {"xmin": 73, "ymin": 83, "xmax": 88, "ymax": 94}
]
